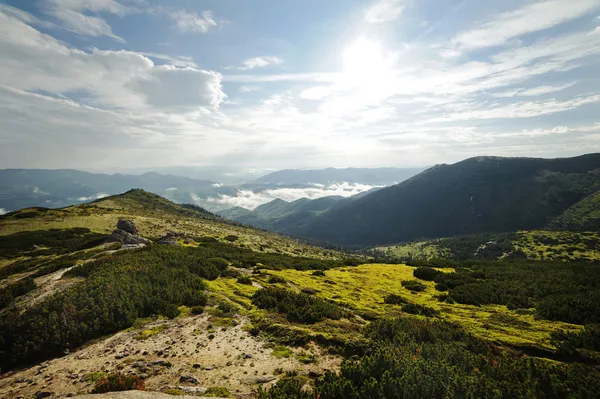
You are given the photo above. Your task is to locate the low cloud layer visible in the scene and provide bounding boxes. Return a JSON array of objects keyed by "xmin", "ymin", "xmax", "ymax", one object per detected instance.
[
  {"xmin": 77, "ymin": 193, "xmax": 109, "ymax": 201},
  {"xmin": 206, "ymin": 182, "xmax": 377, "ymax": 210},
  {"xmin": 0, "ymin": 208, "xmax": 8, "ymax": 215}
]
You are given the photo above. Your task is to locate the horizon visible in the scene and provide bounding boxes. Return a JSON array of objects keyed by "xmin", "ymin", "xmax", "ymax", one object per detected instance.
[{"xmin": 1, "ymin": 0, "xmax": 600, "ymax": 169}]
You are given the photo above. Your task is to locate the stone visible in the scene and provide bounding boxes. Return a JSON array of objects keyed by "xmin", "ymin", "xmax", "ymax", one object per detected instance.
[
  {"xmin": 106, "ymin": 229, "xmax": 150, "ymax": 245},
  {"xmin": 117, "ymin": 219, "xmax": 138, "ymax": 235},
  {"xmin": 179, "ymin": 374, "xmax": 200, "ymax": 384},
  {"xmin": 34, "ymin": 392, "xmax": 53, "ymax": 399}
]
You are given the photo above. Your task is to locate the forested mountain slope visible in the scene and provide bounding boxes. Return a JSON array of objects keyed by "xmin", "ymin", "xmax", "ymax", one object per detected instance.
[
  {"xmin": 551, "ymin": 190, "xmax": 600, "ymax": 231},
  {"xmin": 292, "ymin": 154, "xmax": 600, "ymax": 246}
]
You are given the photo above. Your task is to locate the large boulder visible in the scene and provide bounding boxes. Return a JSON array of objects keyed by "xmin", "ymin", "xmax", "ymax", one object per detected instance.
[
  {"xmin": 106, "ymin": 229, "xmax": 151, "ymax": 245},
  {"xmin": 117, "ymin": 219, "xmax": 138, "ymax": 235}
]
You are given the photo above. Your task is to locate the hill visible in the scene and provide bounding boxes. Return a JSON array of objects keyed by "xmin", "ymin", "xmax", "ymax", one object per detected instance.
[
  {"xmin": 292, "ymin": 154, "xmax": 600, "ymax": 246},
  {"xmin": 254, "ymin": 167, "xmax": 425, "ymax": 185},
  {"xmin": 551, "ymin": 190, "xmax": 600, "ymax": 231},
  {"xmin": 0, "ymin": 169, "xmax": 222, "ymax": 212},
  {"xmin": 219, "ymin": 196, "xmax": 348, "ymax": 233},
  {"xmin": 3, "ymin": 189, "xmax": 600, "ymax": 398}
]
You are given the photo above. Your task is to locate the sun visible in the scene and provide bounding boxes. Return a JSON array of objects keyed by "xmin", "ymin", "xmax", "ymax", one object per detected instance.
[{"xmin": 342, "ymin": 36, "xmax": 394, "ymax": 81}]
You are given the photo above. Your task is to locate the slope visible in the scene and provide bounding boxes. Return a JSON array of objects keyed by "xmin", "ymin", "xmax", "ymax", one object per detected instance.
[
  {"xmin": 293, "ymin": 154, "xmax": 600, "ymax": 246},
  {"xmin": 254, "ymin": 167, "xmax": 425, "ymax": 185},
  {"xmin": 551, "ymin": 190, "xmax": 600, "ymax": 231}
]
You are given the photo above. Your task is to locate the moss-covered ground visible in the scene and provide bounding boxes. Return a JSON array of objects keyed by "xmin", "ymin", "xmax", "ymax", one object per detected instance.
[{"xmin": 207, "ymin": 264, "xmax": 581, "ymax": 353}]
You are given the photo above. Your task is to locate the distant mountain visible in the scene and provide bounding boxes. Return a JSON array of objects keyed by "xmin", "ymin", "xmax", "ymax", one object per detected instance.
[
  {"xmin": 219, "ymin": 195, "xmax": 348, "ymax": 232},
  {"xmin": 254, "ymin": 167, "xmax": 426, "ymax": 185},
  {"xmin": 290, "ymin": 154, "xmax": 600, "ymax": 246},
  {"xmin": 0, "ymin": 169, "xmax": 220, "ymax": 212}
]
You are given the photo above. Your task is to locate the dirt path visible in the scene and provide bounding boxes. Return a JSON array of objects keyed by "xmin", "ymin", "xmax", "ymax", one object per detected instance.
[{"xmin": 0, "ymin": 314, "xmax": 340, "ymax": 399}]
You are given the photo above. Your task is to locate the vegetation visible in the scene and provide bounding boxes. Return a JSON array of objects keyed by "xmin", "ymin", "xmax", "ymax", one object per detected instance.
[
  {"xmin": 91, "ymin": 373, "xmax": 145, "ymax": 393},
  {"xmin": 401, "ymin": 279, "xmax": 427, "ymax": 292},
  {"xmin": 252, "ymin": 287, "xmax": 348, "ymax": 324},
  {"xmin": 260, "ymin": 317, "xmax": 600, "ymax": 398},
  {"xmin": 0, "ymin": 277, "xmax": 36, "ymax": 308},
  {"xmin": 204, "ymin": 386, "xmax": 232, "ymax": 397},
  {"xmin": 0, "ymin": 227, "xmax": 105, "ymax": 258}
]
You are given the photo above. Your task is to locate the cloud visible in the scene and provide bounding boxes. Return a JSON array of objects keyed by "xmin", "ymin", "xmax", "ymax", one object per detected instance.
[
  {"xmin": 169, "ymin": 10, "xmax": 222, "ymax": 33},
  {"xmin": 365, "ymin": 0, "xmax": 406, "ymax": 23},
  {"xmin": 165, "ymin": 187, "xmax": 178, "ymax": 191},
  {"xmin": 0, "ymin": 13, "xmax": 225, "ymax": 112},
  {"xmin": 493, "ymin": 83, "xmax": 576, "ymax": 97},
  {"xmin": 206, "ymin": 182, "xmax": 377, "ymax": 210},
  {"xmin": 451, "ymin": 0, "xmax": 600, "ymax": 50},
  {"xmin": 41, "ymin": 0, "xmax": 141, "ymax": 42},
  {"xmin": 239, "ymin": 85, "xmax": 260, "ymax": 93},
  {"xmin": 78, "ymin": 193, "xmax": 109, "ymax": 201},
  {"xmin": 237, "ymin": 56, "xmax": 284, "ymax": 70},
  {"xmin": 0, "ymin": 208, "xmax": 8, "ymax": 215}
]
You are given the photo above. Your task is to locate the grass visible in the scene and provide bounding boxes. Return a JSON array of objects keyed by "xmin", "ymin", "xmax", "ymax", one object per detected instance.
[
  {"xmin": 135, "ymin": 325, "xmax": 167, "ymax": 340},
  {"xmin": 271, "ymin": 345, "xmax": 294, "ymax": 358},
  {"xmin": 0, "ymin": 191, "xmax": 344, "ymax": 261},
  {"xmin": 84, "ymin": 371, "xmax": 107, "ymax": 384},
  {"xmin": 263, "ymin": 264, "xmax": 581, "ymax": 350}
]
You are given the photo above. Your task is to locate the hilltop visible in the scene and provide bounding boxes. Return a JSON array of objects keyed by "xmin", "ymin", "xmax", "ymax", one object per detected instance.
[{"xmin": 291, "ymin": 154, "xmax": 600, "ymax": 246}]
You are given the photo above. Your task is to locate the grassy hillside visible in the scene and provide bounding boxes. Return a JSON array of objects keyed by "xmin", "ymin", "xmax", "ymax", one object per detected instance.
[
  {"xmin": 293, "ymin": 154, "xmax": 600, "ymax": 246},
  {"xmin": 2, "ymin": 188, "xmax": 600, "ymax": 398},
  {"xmin": 376, "ymin": 230, "xmax": 600, "ymax": 262},
  {"xmin": 551, "ymin": 190, "xmax": 600, "ymax": 230},
  {"xmin": 0, "ymin": 189, "xmax": 340, "ymax": 260}
]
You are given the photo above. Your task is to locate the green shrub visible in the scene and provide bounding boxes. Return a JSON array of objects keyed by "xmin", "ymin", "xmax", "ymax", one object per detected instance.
[
  {"xmin": 224, "ymin": 235, "xmax": 239, "ymax": 242},
  {"xmin": 205, "ymin": 386, "xmax": 232, "ymax": 397},
  {"xmin": 402, "ymin": 303, "xmax": 439, "ymax": 317},
  {"xmin": 91, "ymin": 373, "xmax": 145, "ymax": 393},
  {"xmin": 383, "ymin": 293, "xmax": 408, "ymax": 305},
  {"xmin": 401, "ymin": 279, "xmax": 427, "ymax": 292},
  {"xmin": 268, "ymin": 275, "xmax": 287, "ymax": 284},
  {"xmin": 237, "ymin": 276, "xmax": 253, "ymax": 285},
  {"xmin": 252, "ymin": 287, "xmax": 348, "ymax": 324},
  {"xmin": 312, "ymin": 270, "xmax": 326, "ymax": 276}
]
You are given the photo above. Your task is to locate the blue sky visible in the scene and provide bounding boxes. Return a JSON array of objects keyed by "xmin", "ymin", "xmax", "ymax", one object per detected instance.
[{"xmin": 0, "ymin": 0, "xmax": 599, "ymax": 170}]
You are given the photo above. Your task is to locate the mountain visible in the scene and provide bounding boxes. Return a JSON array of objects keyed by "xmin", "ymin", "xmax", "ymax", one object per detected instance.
[
  {"xmin": 254, "ymin": 167, "xmax": 426, "ymax": 185},
  {"xmin": 551, "ymin": 190, "xmax": 600, "ymax": 231},
  {"xmin": 3, "ymin": 189, "xmax": 600, "ymax": 397},
  {"xmin": 291, "ymin": 154, "xmax": 600, "ymax": 246},
  {"xmin": 219, "ymin": 195, "xmax": 349, "ymax": 232},
  {"xmin": 0, "ymin": 169, "xmax": 223, "ymax": 212}
]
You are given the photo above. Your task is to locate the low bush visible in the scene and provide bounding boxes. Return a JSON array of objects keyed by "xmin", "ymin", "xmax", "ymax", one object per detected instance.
[
  {"xmin": 401, "ymin": 279, "xmax": 427, "ymax": 292},
  {"xmin": 91, "ymin": 373, "xmax": 145, "ymax": 393},
  {"xmin": 237, "ymin": 276, "xmax": 253, "ymax": 285}
]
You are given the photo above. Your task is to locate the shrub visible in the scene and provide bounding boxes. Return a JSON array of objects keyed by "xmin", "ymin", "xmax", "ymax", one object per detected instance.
[
  {"xmin": 190, "ymin": 305, "xmax": 204, "ymax": 315},
  {"xmin": 383, "ymin": 293, "xmax": 408, "ymax": 305},
  {"xmin": 224, "ymin": 235, "xmax": 239, "ymax": 242},
  {"xmin": 205, "ymin": 386, "xmax": 232, "ymax": 397},
  {"xmin": 312, "ymin": 270, "xmax": 326, "ymax": 276},
  {"xmin": 271, "ymin": 345, "xmax": 294, "ymax": 358},
  {"xmin": 237, "ymin": 276, "xmax": 253, "ymax": 285},
  {"xmin": 401, "ymin": 279, "xmax": 427, "ymax": 292},
  {"xmin": 402, "ymin": 303, "xmax": 439, "ymax": 317},
  {"xmin": 268, "ymin": 275, "xmax": 287, "ymax": 284},
  {"xmin": 413, "ymin": 267, "xmax": 441, "ymax": 281},
  {"xmin": 252, "ymin": 287, "xmax": 348, "ymax": 324},
  {"xmin": 258, "ymin": 377, "xmax": 312, "ymax": 399},
  {"xmin": 91, "ymin": 373, "xmax": 145, "ymax": 393}
]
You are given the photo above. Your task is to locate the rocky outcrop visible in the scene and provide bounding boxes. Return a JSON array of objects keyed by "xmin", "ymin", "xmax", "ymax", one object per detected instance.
[
  {"xmin": 73, "ymin": 392, "xmax": 229, "ymax": 399},
  {"xmin": 105, "ymin": 220, "xmax": 150, "ymax": 246},
  {"xmin": 117, "ymin": 219, "xmax": 138, "ymax": 235}
]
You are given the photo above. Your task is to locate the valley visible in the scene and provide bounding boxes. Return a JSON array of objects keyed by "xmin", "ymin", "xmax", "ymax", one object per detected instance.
[{"xmin": 1, "ymin": 154, "xmax": 600, "ymax": 399}]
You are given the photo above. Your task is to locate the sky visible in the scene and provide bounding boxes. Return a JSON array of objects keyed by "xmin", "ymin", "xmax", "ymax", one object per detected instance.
[{"xmin": 0, "ymin": 0, "xmax": 599, "ymax": 170}]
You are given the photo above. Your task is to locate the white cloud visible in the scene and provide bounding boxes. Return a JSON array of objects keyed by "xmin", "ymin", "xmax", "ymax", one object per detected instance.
[
  {"xmin": 165, "ymin": 187, "xmax": 178, "ymax": 191},
  {"xmin": 365, "ymin": 0, "xmax": 406, "ymax": 23},
  {"xmin": 0, "ymin": 208, "xmax": 8, "ymax": 215},
  {"xmin": 41, "ymin": 0, "xmax": 140, "ymax": 42},
  {"xmin": 451, "ymin": 0, "xmax": 600, "ymax": 50},
  {"xmin": 239, "ymin": 85, "xmax": 260, "ymax": 93},
  {"xmin": 207, "ymin": 182, "xmax": 377, "ymax": 210},
  {"xmin": 237, "ymin": 56, "xmax": 284, "ymax": 71},
  {"xmin": 169, "ymin": 10, "xmax": 221, "ymax": 33},
  {"xmin": 493, "ymin": 83, "xmax": 576, "ymax": 97},
  {"xmin": 78, "ymin": 193, "xmax": 109, "ymax": 201},
  {"xmin": 0, "ymin": 12, "xmax": 225, "ymax": 112}
]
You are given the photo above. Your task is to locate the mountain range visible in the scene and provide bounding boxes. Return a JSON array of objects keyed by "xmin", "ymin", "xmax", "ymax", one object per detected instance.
[{"xmin": 286, "ymin": 154, "xmax": 600, "ymax": 246}]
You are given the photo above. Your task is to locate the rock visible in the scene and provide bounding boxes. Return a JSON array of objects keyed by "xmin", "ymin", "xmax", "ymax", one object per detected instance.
[
  {"xmin": 131, "ymin": 361, "xmax": 148, "ymax": 372},
  {"xmin": 117, "ymin": 219, "xmax": 138, "ymax": 235},
  {"xmin": 242, "ymin": 353, "xmax": 253, "ymax": 359},
  {"xmin": 34, "ymin": 392, "xmax": 53, "ymax": 399},
  {"xmin": 192, "ymin": 363, "xmax": 202, "ymax": 369},
  {"xmin": 106, "ymin": 229, "xmax": 150, "ymax": 245},
  {"xmin": 157, "ymin": 233, "xmax": 179, "ymax": 246},
  {"xmin": 179, "ymin": 374, "xmax": 200, "ymax": 384},
  {"xmin": 149, "ymin": 360, "xmax": 172, "ymax": 368},
  {"xmin": 243, "ymin": 375, "xmax": 277, "ymax": 384}
]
